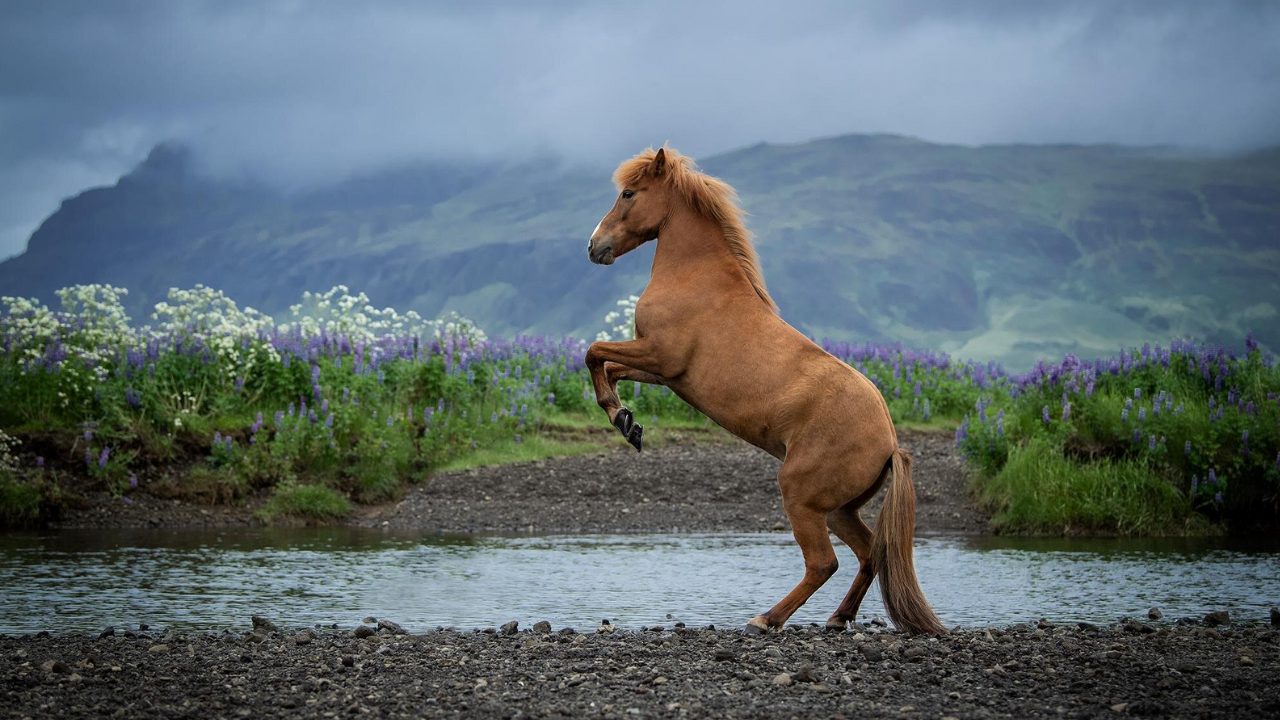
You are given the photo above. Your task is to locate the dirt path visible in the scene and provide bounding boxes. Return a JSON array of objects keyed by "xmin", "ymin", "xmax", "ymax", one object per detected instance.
[{"xmin": 55, "ymin": 429, "xmax": 989, "ymax": 535}]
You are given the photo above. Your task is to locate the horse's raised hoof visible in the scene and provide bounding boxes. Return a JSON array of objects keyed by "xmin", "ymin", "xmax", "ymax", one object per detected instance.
[
  {"xmin": 613, "ymin": 408, "xmax": 643, "ymax": 451},
  {"xmin": 745, "ymin": 615, "xmax": 771, "ymax": 635},
  {"xmin": 627, "ymin": 423, "xmax": 643, "ymax": 452}
]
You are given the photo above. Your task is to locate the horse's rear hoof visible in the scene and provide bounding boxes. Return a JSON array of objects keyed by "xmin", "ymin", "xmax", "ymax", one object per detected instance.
[
  {"xmin": 627, "ymin": 424, "xmax": 643, "ymax": 452},
  {"xmin": 824, "ymin": 618, "xmax": 848, "ymax": 633},
  {"xmin": 745, "ymin": 616, "xmax": 770, "ymax": 634}
]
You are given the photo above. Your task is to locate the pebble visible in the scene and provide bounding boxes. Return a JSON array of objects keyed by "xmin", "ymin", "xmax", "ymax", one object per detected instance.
[
  {"xmin": 532, "ymin": 621, "xmax": 552, "ymax": 634},
  {"xmin": 1148, "ymin": 607, "xmax": 1163, "ymax": 621},
  {"xmin": 40, "ymin": 659, "xmax": 69, "ymax": 674},
  {"xmin": 771, "ymin": 672, "xmax": 792, "ymax": 686},
  {"xmin": 294, "ymin": 630, "xmax": 315, "ymax": 645},
  {"xmin": 859, "ymin": 645, "xmax": 883, "ymax": 662},
  {"xmin": 251, "ymin": 615, "xmax": 279, "ymax": 633},
  {"xmin": 714, "ymin": 649, "xmax": 735, "ymax": 661},
  {"xmin": 363, "ymin": 616, "xmax": 377, "ymax": 624},
  {"xmin": 791, "ymin": 664, "xmax": 819, "ymax": 683},
  {"xmin": 1204, "ymin": 610, "xmax": 1230, "ymax": 627},
  {"xmin": 353, "ymin": 624, "xmax": 376, "ymax": 639},
  {"xmin": 903, "ymin": 646, "xmax": 929, "ymax": 661},
  {"xmin": 147, "ymin": 644, "xmax": 169, "ymax": 653},
  {"xmin": 377, "ymin": 619, "xmax": 407, "ymax": 635},
  {"xmin": 500, "ymin": 621, "xmax": 519, "ymax": 636},
  {"xmin": 98, "ymin": 627, "xmax": 115, "ymax": 639},
  {"xmin": 1239, "ymin": 656, "xmax": 1255, "ymax": 667}
]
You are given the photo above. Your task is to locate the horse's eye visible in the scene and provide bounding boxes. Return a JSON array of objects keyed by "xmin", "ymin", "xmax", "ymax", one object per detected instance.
[{"xmin": 621, "ymin": 189, "xmax": 634, "ymax": 199}]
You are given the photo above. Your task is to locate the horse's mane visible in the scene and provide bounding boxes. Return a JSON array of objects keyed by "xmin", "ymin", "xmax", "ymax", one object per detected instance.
[{"xmin": 613, "ymin": 147, "xmax": 778, "ymax": 314}]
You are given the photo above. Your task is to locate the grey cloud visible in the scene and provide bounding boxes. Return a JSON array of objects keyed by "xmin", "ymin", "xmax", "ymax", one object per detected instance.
[{"xmin": 2, "ymin": 0, "xmax": 1278, "ymax": 258}]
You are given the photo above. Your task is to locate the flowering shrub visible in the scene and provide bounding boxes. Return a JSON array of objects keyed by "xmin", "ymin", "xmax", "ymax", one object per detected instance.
[{"xmin": 957, "ymin": 339, "xmax": 1280, "ymax": 532}]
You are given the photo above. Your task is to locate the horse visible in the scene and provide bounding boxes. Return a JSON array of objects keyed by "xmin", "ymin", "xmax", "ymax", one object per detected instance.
[{"xmin": 584, "ymin": 146, "xmax": 946, "ymax": 635}]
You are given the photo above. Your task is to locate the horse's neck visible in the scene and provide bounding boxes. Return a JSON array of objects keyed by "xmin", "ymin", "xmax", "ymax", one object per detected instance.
[{"xmin": 650, "ymin": 207, "xmax": 744, "ymax": 284}]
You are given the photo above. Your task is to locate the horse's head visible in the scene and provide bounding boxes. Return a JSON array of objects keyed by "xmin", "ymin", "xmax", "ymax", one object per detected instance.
[{"xmin": 588, "ymin": 147, "xmax": 671, "ymax": 265}]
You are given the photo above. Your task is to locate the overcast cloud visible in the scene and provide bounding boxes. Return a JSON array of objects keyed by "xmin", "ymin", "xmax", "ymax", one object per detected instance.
[{"xmin": 2, "ymin": 0, "xmax": 1278, "ymax": 259}]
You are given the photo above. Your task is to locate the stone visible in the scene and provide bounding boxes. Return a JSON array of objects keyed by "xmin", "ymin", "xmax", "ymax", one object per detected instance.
[
  {"xmin": 714, "ymin": 649, "xmax": 735, "ymax": 661},
  {"xmin": 353, "ymin": 624, "xmax": 376, "ymax": 639},
  {"xmin": 377, "ymin": 619, "xmax": 407, "ymax": 635},
  {"xmin": 771, "ymin": 672, "xmax": 792, "ymax": 686},
  {"xmin": 1238, "ymin": 655, "xmax": 1255, "ymax": 667},
  {"xmin": 341, "ymin": 654, "xmax": 355, "ymax": 667},
  {"xmin": 1204, "ymin": 610, "xmax": 1230, "ymax": 627},
  {"xmin": 147, "ymin": 644, "xmax": 169, "ymax": 653},
  {"xmin": 98, "ymin": 627, "xmax": 115, "ymax": 639},
  {"xmin": 1037, "ymin": 618, "xmax": 1054, "ymax": 629},
  {"xmin": 40, "ymin": 660, "xmax": 69, "ymax": 674},
  {"xmin": 363, "ymin": 616, "xmax": 377, "ymax": 624},
  {"xmin": 1123, "ymin": 619, "xmax": 1156, "ymax": 635},
  {"xmin": 532, "ymin": 621, "xmax": 552, "ymax": 634},
  {"xmin": 251, "ymin": 615, "xmax": 279, "ymax": 633},
  {"xmin": 1271, "ymin": 607, "xmax": 1279, "ymax": 627},
  {"xmin": 500, "ymin": 621, "xmax": 519, "ymax": 636},
  {"xmin": 859, "ymin": 645, "xmax": 883, "ymax": 662},
  {"xmin": 246, "ymin": 632, "xmax": 267, "ymax": 644},
  {"xmin": 903, "ymin": 646, "xmax": 929, "ymax": 662},
  {"xmin": 294, "ymin": 630, "xmax": 315, "ymax": 645},
  {"xmin": 1147, "ymin": 607, "xmax": 1163, "ymax": 621},
  {"xmin": 1077, "ymin": 622, "xmax": 1099, "ymax": 632},
  {"xmin": 870, "ymin": 617, "xmax": 888, "ymax": 627},
  {"xmin": 791, "ymin": 664, "xmax": 819, "ymax": 683}
]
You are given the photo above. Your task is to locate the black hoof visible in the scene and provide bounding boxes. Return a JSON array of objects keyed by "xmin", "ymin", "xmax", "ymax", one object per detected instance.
[{"xmin": 612, "ymin": 409, "xmax": 643, "ymax": 452}]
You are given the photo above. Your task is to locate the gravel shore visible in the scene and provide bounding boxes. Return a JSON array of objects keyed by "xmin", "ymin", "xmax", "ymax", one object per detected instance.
[{"xmin": 4, "ymin": 617, "xmax": 1277, "ymax": 719}]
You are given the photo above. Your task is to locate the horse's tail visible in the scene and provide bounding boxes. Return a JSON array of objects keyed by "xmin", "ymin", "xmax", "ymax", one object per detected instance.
[{"xmin": 871, "ymin": 447, "xmax": 947, "ymax": 635}]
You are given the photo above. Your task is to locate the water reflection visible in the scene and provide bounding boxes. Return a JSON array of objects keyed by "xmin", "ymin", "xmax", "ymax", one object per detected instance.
[{"xmin": 0, "ymin": 530, "xmax": 1276, "ymax": 633}]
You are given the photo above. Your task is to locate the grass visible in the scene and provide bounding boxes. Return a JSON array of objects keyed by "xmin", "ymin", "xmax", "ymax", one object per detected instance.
[
  {"xmin": 974, "ymin": 438, "xmax": 1215, "ymax": 536},
  {"xmin": 433, "ymin": 434, "xmax": 603, "ymax": 472},
  {"xmin": 256, "ymin": 482, "xmax": 352, "ymax": 523}
]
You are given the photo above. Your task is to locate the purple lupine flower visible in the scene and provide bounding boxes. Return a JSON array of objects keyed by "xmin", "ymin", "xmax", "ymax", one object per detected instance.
[
  {"xmin": 1138, "ymin": 407, "xmax": 1147, "ymax": 422},
  {"xmin": 1208, "ymin": 468, "xmax": 1218, "ymax": 486},
  {"xmin": 288, "ymin": 402, "xmax": 296, "ymax": 417},
  {"xmin": 342, "ymin": 387, "xmax": 350, "ymax": 402},
  {"xmin": 83, "ymin": 429, "xmax": 94, "ymax": 443},
  {"xmin": 98, "ymin": 447, "xmax": 110, "ymax": 469},
  {"xmin": 129, "ymin": 473, "xmax": 138, "ymax": 488},
  {"xmin": 386, "ymin": 416, "xmax": 394, "ymax": 427},
  {"xmin": 995, "ymin": 411, "xmax": 1004, "ymax": 437},
  {"xmin": 213, "ymin": 431, "xmax": 223, "ymax": 446},
  {"xmin": 125, "ymin": 388, "xmax": 142, "ymax": 409},
  {"xmin": 324, "ymin": 413, "xmax": 334, "ymax": 429},
  {"xmin": 1042, "ymin": 405, "xmax": 1050, "ymax": 425},
  {"xmin": 321, "ymin": 399, "xmax": 329, "ymax": 414},
  {"xmin": 1134, "ymin": 387, "xmax": 1142, "ymax": 399},
  {"xmin": 308, "ymin": 409, "xmax": 317, "ymax": 423},
  {"xmin": 1184, "ymin": 440, "xmax": 1192, "ymax": 456},
  {"xmin": 1121, "ymin": 408, "xmax": 1129, "ymax": 423},
  {"xmin": 274, "ymin": 410, "xmax": 285, "ymax": 428},
  {"xmin": 35, "ymin": 456, "xmax": 44, "ymax": 468},
  {"xmin": 1214, "ymin": 491, "xmax": 1223, "ymax": 505},
  {"xmin": 1133, "ymin": 430, "xmax": 1141, "ymax": 444},
  {"xmin": 546, "ymin": 392, "xmax": 556, "ymax": 405},
  {"xmin": 1062, "ymin": 402, "xmax": 1071, "ymax": 422},
  {"xmin": 955, "ymin": 420, "xmax": 969, "ymax": 446},
  {"xmin": 923, "ymin": 398, "xmax": 932, "ymax": 421},
  {"xmin": 1148, "ymin": 435, "xmax": 1157, "ymax": 451}
]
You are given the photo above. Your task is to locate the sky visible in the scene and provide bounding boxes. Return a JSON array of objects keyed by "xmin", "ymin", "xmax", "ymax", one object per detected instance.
[{"xmin": 1, "ymin": 0, "xmax": 1279, "ymax": 259}]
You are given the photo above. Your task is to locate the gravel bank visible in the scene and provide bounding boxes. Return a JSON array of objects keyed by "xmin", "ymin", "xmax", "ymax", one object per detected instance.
[
  {"xmin": 54, "ymin": 429, "xmax": 986, "ymax": 534},
  {"xmin": 4, "ymin": 617, "xmax": 1277, "ymax": 719}
]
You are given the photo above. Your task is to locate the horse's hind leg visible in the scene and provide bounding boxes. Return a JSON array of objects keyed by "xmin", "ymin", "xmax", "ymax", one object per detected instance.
[
  {"xmin": 825, "ymin": 504, "xmax": 876, "ymax": 631},
  {"xmin": 746, "ymin": 497, "xmax": 839, "ymax": 633}
]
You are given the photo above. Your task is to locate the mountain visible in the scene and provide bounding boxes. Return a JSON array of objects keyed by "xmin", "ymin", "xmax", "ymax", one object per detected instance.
[{"xmin": 1, "ymin": 135, "xmax": 1278, "ymax": 370}]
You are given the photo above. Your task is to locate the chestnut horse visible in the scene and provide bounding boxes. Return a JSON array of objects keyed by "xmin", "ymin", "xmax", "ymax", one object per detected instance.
[{"xmin": 585, "ymin": 147, "xmax": 945, "ymax": 635}]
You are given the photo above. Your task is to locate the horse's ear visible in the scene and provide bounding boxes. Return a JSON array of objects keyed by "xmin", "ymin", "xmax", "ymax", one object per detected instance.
[{"xmin": 651, "ymin": 148, "xmax": 667, "ymax": 176}]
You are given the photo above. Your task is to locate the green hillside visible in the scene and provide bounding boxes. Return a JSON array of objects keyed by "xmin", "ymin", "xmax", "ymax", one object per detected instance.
[{"xmin": 1, "ymin": 135, "xmax": 1277, "ymax": 369}]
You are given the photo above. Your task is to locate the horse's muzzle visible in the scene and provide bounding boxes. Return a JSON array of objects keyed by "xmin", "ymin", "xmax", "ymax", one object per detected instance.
[{"xmin": 589, "ymin": 244, "xmax": 615, "ymax": 265}]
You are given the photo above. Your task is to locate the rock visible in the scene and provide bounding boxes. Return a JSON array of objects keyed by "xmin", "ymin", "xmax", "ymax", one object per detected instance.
[
  {"xmin": 341, "ymin": 654, "xmax": 355, "ymax": 667},
  {"xmin": 97, "ymin": 627, "xmax": 115, "ymax": 639},
  {"xmin": 147, "ymin": 644, "xmax": 169, "ymax": 653},
  {"xmin": 714, "ymin": 649, "xmax": 735, "ymax": 661},
  {"xmin": 138, "ymin": 623, "xmax": 149, "ymax": 631},
  {"xmin": 1204, "ymin": 610, "xmax": 1230, "ymax": 627},
  {"xmin": 1238, "ymin": 655, "xmax": 1255, "ymax": 667},
  {"xmin": 294, "ymin": 630, "xmax": 315, "ymax": 645},
  {"xmin": 40, "ymin": 660, "xmax": 69, "ymax": 674},
  {"xmin": 1271, "ymin": 606, "xmax": 1279, "ymax": 626},
  {"xmin": 500, "ymin": 621, "xmax": 519, "ymax": 636},
  {"xmin": 653, "ymin": 676, "xmax": 668, "ymax": 685},
  {"xmin": 596, "ymin": 621, "xmax": 616, "ymax": 635},
  {"xmin": 763, "ymin": 646, "xmax": 782, "ymax": 658},
  {"xmin": 903, "ymin": 646, "xmax": 929, "ymax": 662},
  {"xmin": 251, "ymin": 615, "xmax": 279, "ymax": 633},
  {"xmin": 1147, "ymin": 607, "xmax": 1163, "ymax": 621},
  {"xmin": 1077, "ymin": 622, "xmax": 1099, "ymax": 632},
  {"xmin": 377, "ymin": 619, "xmax": 407, "ymax": 635},
  {"xmin": 246, "ymin": 632, "xmax": 267, "ymax": 644},
  {"xmin": 1111, "ymin": 702, "xmax": 1129, "ymax": 712},
  {"xmin": 870, "ymin": 617, "xmax": 888, "ymax": 627},
  {"xmin": 1037, "ymin": 618, "xmax": 1054, "ymax": 629},
  {"xmin": 363, "ymin": 616, "xmax": 377, "ymax": 624},
  {"xmin": 1123, "ymin": 619, "xmax": 1156, "ymax": 635},
  {"xmin": 859, "ymin": 645, "xmax": 883, "ymax": 662},
  {"xmin": 771, "ymin": 672, "xmax": 792, "ymax": 686},
  {"xmin": 791, "ymin": 664, "xmax": 819, "ymax": 683},
  {"xmin": 532, "ymin": 621, "xmax": 552, "ymax": 634},
  {"xmin": 353, "ymin": 624, "xmax": 376, "ymax": 639}
]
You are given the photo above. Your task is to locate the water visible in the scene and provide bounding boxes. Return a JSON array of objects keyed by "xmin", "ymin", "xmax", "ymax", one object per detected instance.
[{"xmin": 1, "ymin": 530, "xmax": 1277, "ymax": 634}]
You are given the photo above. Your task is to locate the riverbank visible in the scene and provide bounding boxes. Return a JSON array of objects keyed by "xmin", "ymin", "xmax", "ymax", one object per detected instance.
[
  {"xmin": 4, "ymin": 617, "xmax": 1277, "ymax": 719},
  {"xmin": 51, "ymin": 429, "xmax": 988, "ymax": 534}
]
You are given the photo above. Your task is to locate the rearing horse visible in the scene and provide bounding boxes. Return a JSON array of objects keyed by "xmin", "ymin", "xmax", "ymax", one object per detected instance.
[{"xmin": 585, "ymin": 146, "xmax": 946, "ymax": 635}]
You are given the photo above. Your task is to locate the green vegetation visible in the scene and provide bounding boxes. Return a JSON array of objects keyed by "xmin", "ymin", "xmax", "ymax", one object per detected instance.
[{"xmin": 1, "ymin": 284, "xmax": 1276, "ymax": 535}]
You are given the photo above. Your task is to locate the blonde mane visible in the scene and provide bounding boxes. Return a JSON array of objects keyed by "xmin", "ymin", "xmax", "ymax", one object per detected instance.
[{"xmin": 613, "ymin": 147, "xmax": 778, "ymax": 314}]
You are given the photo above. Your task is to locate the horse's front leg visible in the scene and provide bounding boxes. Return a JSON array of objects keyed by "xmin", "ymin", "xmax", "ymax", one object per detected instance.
[{"xmin": 586, "ymin": 340, "xmax": 665, "ymax": 451}]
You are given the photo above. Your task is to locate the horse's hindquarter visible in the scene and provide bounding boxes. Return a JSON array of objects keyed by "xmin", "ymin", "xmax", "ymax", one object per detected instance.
[{"xmin": 663, "ymin": 307, "xmax": 893, "ymax": 463}]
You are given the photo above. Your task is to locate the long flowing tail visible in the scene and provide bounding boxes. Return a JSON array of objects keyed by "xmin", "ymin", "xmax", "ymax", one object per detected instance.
[{"xmin": 871, "ymin": 447, "xmax": 947, "ymax": 635}]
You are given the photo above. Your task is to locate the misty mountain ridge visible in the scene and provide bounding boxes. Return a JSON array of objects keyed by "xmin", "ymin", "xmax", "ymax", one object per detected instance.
[{"xmin": 1, "ymin": 134, "xmax": 1277, "ymax": 371}]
